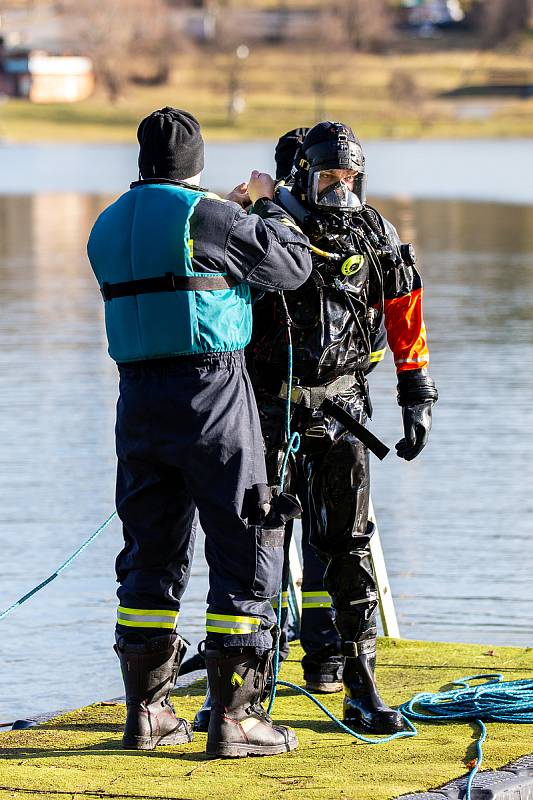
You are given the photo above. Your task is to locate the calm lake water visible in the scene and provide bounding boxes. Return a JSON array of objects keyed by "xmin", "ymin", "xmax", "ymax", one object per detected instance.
[{"xmin": 0, "ymin": 140, "xmax": 532, "ymax": 722}]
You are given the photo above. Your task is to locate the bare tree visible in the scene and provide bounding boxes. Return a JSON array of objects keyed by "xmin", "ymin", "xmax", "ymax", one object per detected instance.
[
  {"xmin": 77, "ymin": 0, "xmax": 178, "ymax": 101},
  {"xmin": 205, "ymin": 0, "xmax": 251, "ymax": 123},
  {"xmin": 337, "ymin": 0, "xmax": 394, "ymax": 53},
  {"xmin": 470, "ymin": 0, "xmax": 532, "ymax": 47},
  {"xmin": 305, "ymin": 6, "xmax": 346, "ymax": 123}
]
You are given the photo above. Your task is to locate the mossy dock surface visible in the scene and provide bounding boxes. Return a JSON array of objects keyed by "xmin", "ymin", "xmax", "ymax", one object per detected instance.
[{"xmin": 1, "ymin": 638, "xmax": 532, "ymax": 800}]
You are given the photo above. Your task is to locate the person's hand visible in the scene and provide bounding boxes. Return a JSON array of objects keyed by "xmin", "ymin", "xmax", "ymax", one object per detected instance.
[
  {"xmin": 248, "ymin": 170, "xmax": 275, "ymax": 204},
  {"xmin": 226, "ymin": 181, "xmax": 251, "ymax": 208},
  {"xmin": 395, "ymin": 401, "xmax": 433, "ymax": 461}
]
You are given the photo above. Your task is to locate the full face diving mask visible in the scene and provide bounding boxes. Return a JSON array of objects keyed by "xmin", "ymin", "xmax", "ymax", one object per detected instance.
[{"xmin": 309, "ymin": 168, "xmax": 367, "ymax": 211}]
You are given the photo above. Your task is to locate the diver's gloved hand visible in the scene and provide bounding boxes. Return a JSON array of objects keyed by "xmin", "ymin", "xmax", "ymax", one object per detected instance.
[
  {"xmin": 396, "ymin": 401, "xmax": 433, "ymax": 461},
  {"xmin": 395, "ymin": 369, "xmax": 438, "ymax": 461}
]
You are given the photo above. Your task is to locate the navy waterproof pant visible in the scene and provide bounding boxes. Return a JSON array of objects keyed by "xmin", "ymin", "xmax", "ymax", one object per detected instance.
[{"xmin": 114, "ymin": 351, "xmax": 280, "ymax": 653}]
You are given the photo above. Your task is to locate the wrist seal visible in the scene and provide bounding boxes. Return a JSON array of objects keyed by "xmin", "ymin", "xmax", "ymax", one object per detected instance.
[{"xmin": 397, "ymin": 372, "xmax": 438, "ymax": 407}]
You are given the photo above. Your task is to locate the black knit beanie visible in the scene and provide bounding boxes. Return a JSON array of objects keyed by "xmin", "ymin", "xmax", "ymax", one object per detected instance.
[{"xmin": 137, "ymin": 107, "xmax": 204, "ymax": 181}]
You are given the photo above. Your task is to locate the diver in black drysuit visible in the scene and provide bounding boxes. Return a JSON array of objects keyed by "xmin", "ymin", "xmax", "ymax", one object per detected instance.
[
  {"xmin": 265, "ymin": 128, "xmax": 387, "ymax": 698},
  {"xmin": 246, "ymin": 122, "xmax": 438, "ymax": 735}
]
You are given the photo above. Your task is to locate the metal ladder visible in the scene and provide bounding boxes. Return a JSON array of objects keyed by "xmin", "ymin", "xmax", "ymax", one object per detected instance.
[{"xmin": 287, "ymin": 496, "xmax": 401, "ymax": 638}]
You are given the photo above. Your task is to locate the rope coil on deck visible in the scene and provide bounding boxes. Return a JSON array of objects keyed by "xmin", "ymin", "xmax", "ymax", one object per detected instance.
[{"xmin": 400, "ymin": 674, "xmax": 533, "ymax": 799}]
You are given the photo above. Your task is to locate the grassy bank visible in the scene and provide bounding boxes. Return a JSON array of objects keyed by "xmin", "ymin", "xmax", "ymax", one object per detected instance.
[
  {"xmin": 1, "ymin": 48, "xmax": 533, "ymax": 142},
  {"xmin": 1, "ymin": 638, "xmax": 533, "ymax": 800}
]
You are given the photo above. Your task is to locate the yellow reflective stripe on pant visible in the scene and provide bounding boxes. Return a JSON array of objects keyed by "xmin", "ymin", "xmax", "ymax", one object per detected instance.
[
  {"xmin": 301, "ymin": 591, "xmax": 332, "ymax": 609},
  {"xmin": 370, "ymin": 348, "xmax": 386, "ymax": 363},
  {"xmin": 271, "ymin": 591, "xmax": 289, "ymax": 609},
  {"xmin": 117, "ymin": 606, "xmax": 179, "ymax": 630},
  {"xmin": 205, "ymin": 612, "xmax": 261, "ymax": 635}
]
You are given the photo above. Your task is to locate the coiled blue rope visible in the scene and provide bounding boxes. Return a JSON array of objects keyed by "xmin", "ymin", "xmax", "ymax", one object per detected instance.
[
  {"xmin": 399, "ymin": 673, "xmax": 533, "ymax": 800},
  {"xmin": 0, "ymin": 511, "xmax": 117, "ymax": 621}
]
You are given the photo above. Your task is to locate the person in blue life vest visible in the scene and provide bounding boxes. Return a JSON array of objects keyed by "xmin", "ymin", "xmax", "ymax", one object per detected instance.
[{"xmin": 87, "ymin": 107, "xmax": 313, "ymax": 759}]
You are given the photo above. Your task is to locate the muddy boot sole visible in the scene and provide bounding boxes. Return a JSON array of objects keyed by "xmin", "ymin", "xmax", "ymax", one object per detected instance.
[
  {"xmin": 123, "ymin": 722, "xmax": 194, "ymax": 750},
  {"xmin": 305, "ymin": 680, "xmax": 343, "ymax": 694},
  {"xmin": 206, "ymin": 730, "xmax": 298, "ymax": 758}
]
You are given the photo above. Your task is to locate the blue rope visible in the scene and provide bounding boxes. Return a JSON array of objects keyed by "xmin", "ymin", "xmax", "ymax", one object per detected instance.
[
  {"xmin": 277, "ymin": 303, "xmax": 300, "ymax": 495},
  {"xmin": 277, "ymin": 679, "xmax": 417, "ymax": 744},
  {"xmin": 278, "ymin": 432, "xmax": 300, "ymax": 495},
  {"xmin": 399, "ymin": 673, "xmax": 533, "ymax": 800},
  {"xmin": 0, "ymin": 511, "xmax": 117, "ymax": 621},
  {"xmin": 272, "ymin": 671, "xmax": 533, "ymax": 798}
]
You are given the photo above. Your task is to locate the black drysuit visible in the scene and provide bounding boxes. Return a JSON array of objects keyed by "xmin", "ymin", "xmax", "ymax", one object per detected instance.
[{"xmin": 248, "ymin": 200, "xmax": 429, "ymax": 662}]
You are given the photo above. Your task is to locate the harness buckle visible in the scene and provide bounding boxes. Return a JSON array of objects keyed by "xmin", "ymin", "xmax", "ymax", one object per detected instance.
[
  {"xmin": 342, "ymin": 641, "xmax": 361, "ymax": 657},
  {"xmin": 279, "ymin": 381, "xmax": 304, "ymax": 405},
  {"xmin": 341, "ymin": 639, "xmax": 377, "ymax": 658},
  {"xmin": 305, "ymin": 425, "xmax": 327, "ymax": 438}
]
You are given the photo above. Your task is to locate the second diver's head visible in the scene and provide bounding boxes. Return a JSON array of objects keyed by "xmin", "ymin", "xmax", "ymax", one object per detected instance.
[
  {"xmin": 137, "ymin": 107, "xmax": 204, "ymax": 184},
  {"xmin": 293, "ymin": 121, "xmax": 367, "ymax": 212}
]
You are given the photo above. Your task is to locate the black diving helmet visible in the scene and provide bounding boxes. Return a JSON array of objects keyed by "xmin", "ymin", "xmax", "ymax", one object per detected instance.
[{"xmin": 295, "ymin": 121, "xmax": 367, "ymax": 212}]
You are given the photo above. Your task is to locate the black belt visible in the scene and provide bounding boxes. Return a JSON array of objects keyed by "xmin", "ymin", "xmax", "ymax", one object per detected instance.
[
  {"xmin": 322, "ymin": 398, "xmax": 390, "ymax": 461},
  {"xmin": 258, "ymin": 372, "xmax": 389, "ymax": 461},
  {"xmin": 277, "ymin": 373, "xmax": 358, "ymax": 407},
  {"xmin": 100, "ymin": 272, "xmax": 233, "ymax": 301}
]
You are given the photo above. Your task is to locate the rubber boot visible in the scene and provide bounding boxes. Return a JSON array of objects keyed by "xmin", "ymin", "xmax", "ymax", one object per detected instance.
[
  {"xmin": 342, "ymin": 639, "xmax": 405, "ymax": 735},
  {"xmin": 193, "ymin": 686, "xmax": 211, "ymax": 732},
  {"xmin": 302, "ymin": 645, "xmax": 344, "ymax": 694},
  {"xmin": 114, "ymin": 632, "xmax": 194, "ymax": 750},
  {"xmin": 205, "ymin": 648, "xmax": 297, "ymax": 758}
]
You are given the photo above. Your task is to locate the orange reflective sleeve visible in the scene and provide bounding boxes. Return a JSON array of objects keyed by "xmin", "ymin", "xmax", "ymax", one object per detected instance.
[{"xmin": 384, "ymin": 286, "xmax": 429, "ymax": 373}]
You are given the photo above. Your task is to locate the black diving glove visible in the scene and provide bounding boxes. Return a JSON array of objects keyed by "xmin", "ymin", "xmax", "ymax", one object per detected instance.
[
  {"xmin": 396, "ymin": 401, "xmax": 433, "ymax": 461},
  {"xmin": 395, "ymin": 370, "xmax": 438, "ymax": 461}
]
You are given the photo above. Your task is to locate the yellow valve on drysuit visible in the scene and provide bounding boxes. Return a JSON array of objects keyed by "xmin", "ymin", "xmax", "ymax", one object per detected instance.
[{"xmin": 341, "ymin": 254, "xmax": 365, "ymax": 276}]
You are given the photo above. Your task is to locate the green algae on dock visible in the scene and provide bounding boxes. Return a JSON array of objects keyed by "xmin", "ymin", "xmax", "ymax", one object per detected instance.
[{"xmin": 1, "ymin": 638, "xmax": 533, "ymax": 800}]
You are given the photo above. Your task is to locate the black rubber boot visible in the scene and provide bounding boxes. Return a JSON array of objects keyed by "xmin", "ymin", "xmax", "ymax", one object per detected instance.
[
  {"xmin": 205, "ymin": 648, "xmax": 297, "ymax": 758},
  {"xmin": 193, "ymin": 686, "xmax": 211, "ymax": 732},
  {"xmin": 302, "ymin": 645, "xmax": 344, "ymax": 694},
  {"xmin": 114, "ymin": 632, "xmax": 194, "ymax": 750},
  {"xmin": 342, "ymin": 638, "xmax": 405, "ymax": 735}
]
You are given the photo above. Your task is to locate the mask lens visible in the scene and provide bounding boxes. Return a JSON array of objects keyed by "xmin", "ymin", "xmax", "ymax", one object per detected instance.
[{"xmin": 311, "ymin": 170, "xmax": 363, "ymax": 210}]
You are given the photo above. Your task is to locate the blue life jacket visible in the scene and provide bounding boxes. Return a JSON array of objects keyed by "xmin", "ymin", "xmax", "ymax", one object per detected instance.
[{"xmin": 87, "ymin": 183, "xmax": 251, "ymax": 362}]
